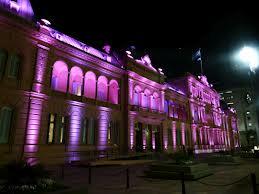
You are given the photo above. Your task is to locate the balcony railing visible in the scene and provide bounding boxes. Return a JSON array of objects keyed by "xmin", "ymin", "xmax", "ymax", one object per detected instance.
[{"xmin": 130, "ymin": 105, "xmax": 165, "ymax": 114}]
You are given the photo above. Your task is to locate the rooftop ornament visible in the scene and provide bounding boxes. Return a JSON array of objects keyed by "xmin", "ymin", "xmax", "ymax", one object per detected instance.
[
  {"xmin": 40, "ymin": 19, "xmax": 51, "ymax": 26},
  {"xmin": 198, "ymin": 75, "xmax": 210, "ymax": 87},
  {"xmin": 136, "ymin": 54, "xmax": 157, "ymax": 72},
  {"xmin": 158, "ymin": 68, "xmax": 164, "ymax": 75}
]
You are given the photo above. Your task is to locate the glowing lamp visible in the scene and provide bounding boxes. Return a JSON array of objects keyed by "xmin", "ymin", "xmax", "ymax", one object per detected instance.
[
  {"xmin": 238, "ymin": 46, "xmax": 259, "ymax": 73},
  {"xmin": 40, "ymin": 19, "xmax": 51, "ymax": 26}
]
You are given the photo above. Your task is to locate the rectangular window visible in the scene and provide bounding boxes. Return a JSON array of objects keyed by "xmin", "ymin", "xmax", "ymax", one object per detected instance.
[
  {"xmin": 0, "ymin": 107, "xmax": 13, "ymax": 144},
  {"xmin": 8, "ymin": 54, "xmax": 20, "ymax": 78},
  {"xmin": 88, "ymin": 118, "xmax": 95, "ymax": 145},
  {"xmin": 113, "ymin": 121, "xmax": 119, "ymax": 145},
  {"xmin": 0, "ymin": 50, "xmax": 7, "ymax": 79},
  {"xmin": 47, "ymin": 114, "xmax": 67, "ymax": 144},
  {"xmin": 177, "ymin": 128, "xmax": 181, "ymax": 146},
  {"xmin": 81, "ymin": 117, "xmax": 88, "ymax": 144},
  {"xmin": 47, "ymin": 114, "xmax": 55, "ymax": 144},
  {"xmin": 108, "ymin": 121, "xmax": 112, "ymax": 144},
  {"xmin": 58, "ymin": 116, "xmax": 67, "ymax": 144},
  {"xmin": 108, "ymin": 121, "xmax": 120, "ymax": 145}
]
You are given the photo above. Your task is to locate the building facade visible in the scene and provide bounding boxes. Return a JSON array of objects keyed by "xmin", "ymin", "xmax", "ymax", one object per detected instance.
[
  {"xmin": 220, "ymin": 88, "xmax": 259, "ymax": 146},
  {"xmin": 0, "ymin": 0, "xmax": 239, "ymax": 165}
]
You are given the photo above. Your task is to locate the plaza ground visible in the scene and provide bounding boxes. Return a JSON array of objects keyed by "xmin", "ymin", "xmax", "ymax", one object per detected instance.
[{"xmin": 45, "ymin": 157, "xmax": 259, "ymax": 194}]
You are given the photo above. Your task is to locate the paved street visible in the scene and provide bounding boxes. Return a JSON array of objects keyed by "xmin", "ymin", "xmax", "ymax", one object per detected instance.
[{"xmin": 46, "ymin": 158, "xmax": 259, "ymax": 194}]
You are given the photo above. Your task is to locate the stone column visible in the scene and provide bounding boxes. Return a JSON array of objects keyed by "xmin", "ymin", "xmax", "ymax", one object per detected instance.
[
  {"xmin": 32, "ymin": 44, "xmax": 50, "ymax": 93},
  {"xmin": 142, "ymin": 124, "xmax": 147, "ymax": 150},
  {"xmin": 97, "ymin": 108, "xmax": 111, "ymax": 150},
  {"xmin": 192, "ymin": 124, "xmax": 197, "ymax": 146},
  {"xmin": 152, "ymin": 125, "xmax": 156, "ymax": 150},
  {"xmin": 163, "ymin": 123, "xmax": 168, "ymax": 150},
  {"xmin": 128, "ymin": 112, "xmax": 136, "ymax": 150},
  {"xmin": 172, "ymin": 121, "xmax": 177, "ymax": 150},
  {"xmin": 24, "ymin": 45, "xmax": 49, "ymax": 163},
  {"xmin": 160, "ymin": 91, "xmax": 165, "ymax": 112},
  {"xmin": 128, "ymin": 79, "xmax": 134, "ymax": 104},
  {"xmin": 181, "ymin": 123, "xmax": 185, "ymax": 146}
]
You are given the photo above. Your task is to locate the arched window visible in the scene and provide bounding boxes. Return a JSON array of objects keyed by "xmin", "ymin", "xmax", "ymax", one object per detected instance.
[
  {"xmin": 108, "ymin": 79, "xmax": 119, "ymax": 104},
  {"xmin": 0, "ymin": 49, "xmax": 7, "ymax": 79},
  {"xmin": 142, "ymin": 89, "xmax": 151, "ymax": 108},
  {"xmin": 97, "ymin": 76, "xmax": 108, "ymax": 101},
  {"xmin": 8, "ymin": 53, "xmax": 21, "ymax": 78},
  {"xmin": 0, "ymin": 107, "xmax": 12, "ymax": 144},
  {"xmin": 133, "ymin": 85, "xmax": 141, "ymax": 105},
  {"xmin": 51, "ymin": 61, "xmax": 68, "ymax": 92},
  {"xmin": 151, "ymin": 92, "xmax": 159, "ymax": 110},
  {"xmin": 69, "ymin": 66, "xmax": 83, "ymax": 96},
  {"xmin": 84, "ymin": 71, "xmax": 96, "ymax": 99},
  {"xmin": 164, "ymin": 100, "xmax": 169, "ymax": 114}
]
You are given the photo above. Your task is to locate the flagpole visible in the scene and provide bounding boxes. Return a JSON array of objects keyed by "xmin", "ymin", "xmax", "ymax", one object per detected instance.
[
  {"xmin": 200, "ymin": 58, "xmax": 203, "ymax": 75},
  {"xmin": 199, "ymin": 48, "xmax": 203, "ymax": 75}
]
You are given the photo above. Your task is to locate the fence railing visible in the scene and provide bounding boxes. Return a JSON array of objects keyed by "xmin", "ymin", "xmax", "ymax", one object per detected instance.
[{"xmin": 55, "ymin": 163, "xmax": 258, "ymax": 194}]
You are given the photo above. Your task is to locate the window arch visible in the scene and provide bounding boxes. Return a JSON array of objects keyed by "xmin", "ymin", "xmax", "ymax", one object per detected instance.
[
  {"xmin": 164, "ymin": 100, "xmax": 169, "ymax": 114},
  {"xmin": 84, "ymin": 71, "xmax": 96, "ymax": 99},
  {"xmin": 151, "ymin": 92, "xmax": 159, "ymax": 110},
  {"xmin": 51, "ymin": 61, "xmax": 68, "ymax": 92},
  {"xmin": 133, "ymin": 85, "xmax": 141, "ymax": 105},
  {"xmin": 0, "ymin": 107, "xmax": 12, "ymax": 144},
  {"xmin": 69, "ymin": 66, "xmax": 83, "ymax": 96},
  {"xmin": 108, "ymin": 79, "xmax": 119, "ymax": 104},
  {"xmin": 142, "ymin": 89, "xmax": 151, "ymax": 108},
  {"xmin": 0, "ymin": 49, "xmax": 7, "ymax": 79},
  {"xmin": 8, "ymin": 53, "xmax": 21, "ymax": 78},
  {"xmin": 97, "ymin": 76, "xmax": 108, "ymax": 101}
]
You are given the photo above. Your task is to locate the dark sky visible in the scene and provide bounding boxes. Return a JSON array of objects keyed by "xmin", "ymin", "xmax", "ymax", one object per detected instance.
[{"xmin": 30, "ymin": 1, "xmax": 259, "ymax": 90}]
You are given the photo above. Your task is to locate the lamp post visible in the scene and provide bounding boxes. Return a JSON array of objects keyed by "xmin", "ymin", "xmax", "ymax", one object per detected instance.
[
  {"xmin": 238, "ymin": 46, "xmax": 259, "ymax": 146},
  {"xmin": 238, "ymin": 46, "xmax": 259, "ymax": 73}
]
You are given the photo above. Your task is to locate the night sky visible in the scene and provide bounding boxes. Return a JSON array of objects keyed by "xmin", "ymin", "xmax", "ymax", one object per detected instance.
[{"xmin": 30, "ymin": 1, "xmax": 259, "ymax": 91}]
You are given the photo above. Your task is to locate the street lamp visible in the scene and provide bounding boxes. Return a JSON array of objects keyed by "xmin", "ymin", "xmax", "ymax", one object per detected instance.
[
  {"xmin": 237, "ymin": 46, "xmax": 259, "ymax": 147},
  {"xmin": 238, "ymin": 46, "xmax": 259, "ymax": 73}
]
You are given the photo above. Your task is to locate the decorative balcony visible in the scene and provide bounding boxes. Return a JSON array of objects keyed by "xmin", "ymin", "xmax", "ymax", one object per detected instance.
[{"xmin": 130, "ymin": 105, "xmax": 165, "ymax": 115}]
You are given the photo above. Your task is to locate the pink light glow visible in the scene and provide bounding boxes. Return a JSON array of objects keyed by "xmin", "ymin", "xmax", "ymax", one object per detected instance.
[
  {"xmin": 51, "ymin": 61, "xmax": 68, "ymax": 93},
  {"xmin": 17, "ymin": 0, "xmax": 34, "ymax": 19},
  {"xmin": 97, "ymin": 76, "xmax": 108, "ymax": 101},
  {"xmin": 24, "ymin": 97, "xmax": 43, "ymax": 155},
  {"xmin": 69, "ymin": 66, "xmax": 83, "ymax": 96},
  {"xmin": 33, "ymin": 45, "xmax": 49, "ymax": 93},
  {"xmin": 181, "ymin": 123, "xmax": 185, "ymax": 145},
  {"xmin": 97, "ymin": 109, "xmax": 110, "ymax": 150},
  {"xmin": 108, "ymin": 79, "xmax": 119, "ymax": 104},
  {"xmin": 68, "ymin": 104, "xmax": 84, "ymax": 161},
  {"xmin": 133, "ymin": 85, "xmax": 141, "ymax": 105},
  {"xmin": 10, "ymin": 1, "xmax": 19, "ymax": 11},
  {"xmin": 84, "ymin": 71, "xmax": 96, "ymax": 99},
  {"xmin": 142, "ymin": 89, "xmax": 151, "ymax": 108},
  {"xmin": 48, "ymin": 29, "xmax": 118, "ymax": 65}
]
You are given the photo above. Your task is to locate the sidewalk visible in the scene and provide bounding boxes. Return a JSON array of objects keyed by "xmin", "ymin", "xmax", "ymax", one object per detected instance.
[{"xmin": 46, "ymin": 158, "xmax": 259, "ymax": 194}]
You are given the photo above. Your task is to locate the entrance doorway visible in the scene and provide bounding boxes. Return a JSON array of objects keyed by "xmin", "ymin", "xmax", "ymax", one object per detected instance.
[
  {"xmin": 146, "ymin": 124, "xmax": 152, "ymax": 151},
  {"xmin": 136, "ymin": 122, "xmax": 143, "ymax": 152},
  {"xmin": 154, "ymin": 125, "xmax": 161, "ymax": 152}
]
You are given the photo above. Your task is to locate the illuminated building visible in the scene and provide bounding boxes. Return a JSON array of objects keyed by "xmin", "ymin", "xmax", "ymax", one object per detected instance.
[
  {"xmin": 0, "ymin": 0, "xmax": 239, "ymax": 164},
  {"xmin": 220, "ymin": 88, "xmax": 259, "ymax": 146}
]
